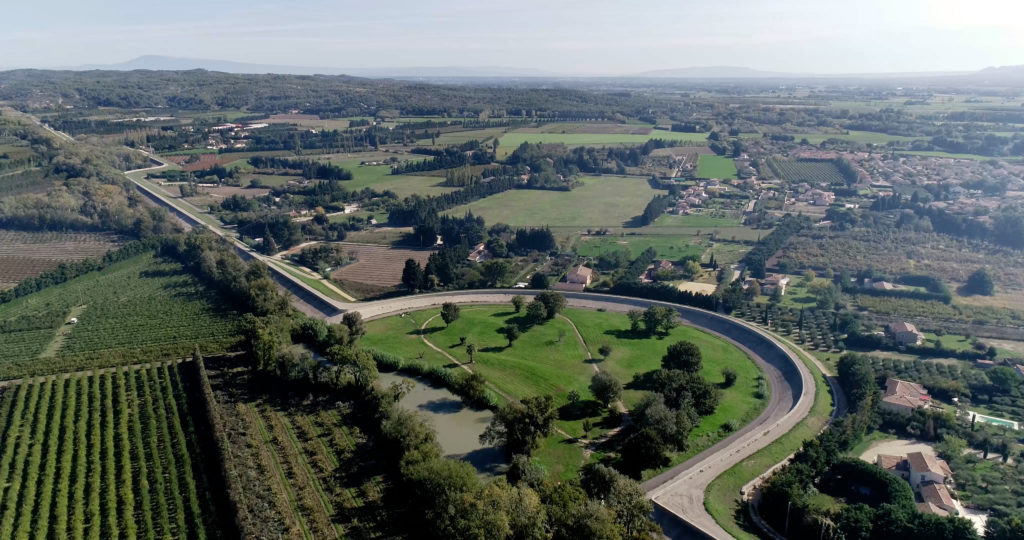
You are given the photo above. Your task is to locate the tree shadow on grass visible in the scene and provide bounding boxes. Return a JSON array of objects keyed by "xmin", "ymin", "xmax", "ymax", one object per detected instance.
[
  {"xmin": 411, "ymin": 326, "xmax": 445, "ymax": 336},
  {"xmin": 490, "ymin": 310, "xmax": 518, "ymax": 319},
  {"xmin": 603, "ymin": 328, "xmax": 663, "ymax": 341},
  {"xmin": 625, "ymin": 370, "xmax": 660, "ymax": 392},
  {"xmin": 480, "ymin": 345, "xmax": 507, "ymax": 354},
  {"xmin": 558, "ymin": 399, "xmax": 604, "ymax": 421}
]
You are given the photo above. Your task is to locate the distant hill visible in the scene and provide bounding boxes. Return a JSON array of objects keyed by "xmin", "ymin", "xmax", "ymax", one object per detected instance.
[
  {"xmin": 67, "ymin": 55, "xmax": 553, "ymax": 78},
  {"xmin": 632, "ymin": 66, "xmax": 794, "ymax": 78}
]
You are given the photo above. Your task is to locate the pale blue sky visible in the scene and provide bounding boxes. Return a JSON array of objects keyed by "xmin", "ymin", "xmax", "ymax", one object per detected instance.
[{"xmin": 4, "ymin": 0, "xmax": 1023, "ymax": 74}]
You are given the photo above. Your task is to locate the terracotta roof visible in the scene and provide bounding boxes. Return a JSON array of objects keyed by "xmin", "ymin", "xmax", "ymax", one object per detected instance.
[
  {"xmin": 877, "ymin": 454, "xmax": 905, "ymax": 471},
  {"xmin": 921, "ymin": 483, "xmax": 955, "ymax": 508},
  {"xmin": 889, "ymin": 321, "xmax": 919, "ymax": 334},
  {"xmin": 917, "ymin": 501, "xmax": 950, "ymax": 516},
  {"xmin": 565, "ymin": 265, "xmax": 593, "ymax": 284},
  {"xmin": 907, "ymin": 451, "xmax": 950, "ymax": 477},
  {"xmin": 885, "ymin": 378, "xmax": 928, "ymax": 398}
]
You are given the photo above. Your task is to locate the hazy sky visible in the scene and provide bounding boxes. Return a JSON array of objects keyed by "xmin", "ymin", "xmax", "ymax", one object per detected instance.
[{"xmin": 4, "ymin": 0, "xmax": 1024, "ymax": 74}]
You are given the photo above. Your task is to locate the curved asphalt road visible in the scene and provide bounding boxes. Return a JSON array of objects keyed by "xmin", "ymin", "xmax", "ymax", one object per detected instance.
[
  {"xmin": 117, "ymin": 151, "xmax": 815, "ymax": 539},
  {"xmin": 336, "ymin": 290, "xmax": 816, "ymax": 539}
]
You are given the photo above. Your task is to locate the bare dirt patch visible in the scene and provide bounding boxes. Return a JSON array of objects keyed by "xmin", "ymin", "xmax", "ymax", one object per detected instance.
[
  {"xmin": 331, "ymin": 243, "xmax": 435, "ymax": 287},
  {"xmin": 0, "ymin": 230, "xmax": 125, "ymax": 289},
  {"xmin": 858, "ymin": 438, "xmax": 935, "ymax": 464},
  {"xmin": 198, "ymin": 185, "xmax": 270, "ymax": 198}
]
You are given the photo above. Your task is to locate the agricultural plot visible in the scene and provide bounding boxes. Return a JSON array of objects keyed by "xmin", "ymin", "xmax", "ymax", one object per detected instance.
[
  {"xmin": 205, "ymin": 359, "xmax": 393, "ymax": 538},
  {"xmin": 444, "ymin": 175, "xmax": 661, "ymax": 228},
  {"xmin": 574, "ymin": 234, "xmax": 705, "ymax": 259},
  {"xmin": 696, "ymin": 155, "xmax": 739, "ymax": 179},
  {"xmin": 331, "ymin": 243, "xmax": 434, "ymax": 291},
  {"xmin": 792, "ymin": 130, "xmax": 926, "ymax": 145},
  {"xmin": 767, "ymin": 158, "xmax": 847, "ymax": 184},
  {"xmin": 0, "ymin": 230, "xmax": 125, "ymax": 290},
  {"xmin": 0, "ymin": 362, "xmax": 231, "ymax": 539},
  {"xmin": 497, "ymin": 130, "xmax": 709, "ymax": 158},
  {"xmin": 0, "ymin": 253, "xmax": 240, "ymax": 378},
  {"xmin": 322, "ymin": 157, "xmax": 454, "ymax": 198}
]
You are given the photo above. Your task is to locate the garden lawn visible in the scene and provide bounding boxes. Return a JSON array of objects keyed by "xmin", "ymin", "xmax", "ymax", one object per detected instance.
[
  {"xmin": 696, "ymin": 155, "xmax": 738, "ymax": 179},
  {"xmin": 444, "ymin": 175, "xmax": 661, "ymax": 228}
]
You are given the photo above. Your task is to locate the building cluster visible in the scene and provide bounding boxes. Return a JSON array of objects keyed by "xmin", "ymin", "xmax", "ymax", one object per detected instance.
[
  {"xmin": 205, "ymin": 122, "xmax": 269, "ymax": 150},
  {"xmin": 876, "ymin": 450, "xmax": 958, "ymax": 516}
]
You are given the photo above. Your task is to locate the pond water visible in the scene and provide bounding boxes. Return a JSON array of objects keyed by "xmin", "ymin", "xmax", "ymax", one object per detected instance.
[{"xmin": 377, "ymin": 371, "xmax": 504, "ymax": 475}]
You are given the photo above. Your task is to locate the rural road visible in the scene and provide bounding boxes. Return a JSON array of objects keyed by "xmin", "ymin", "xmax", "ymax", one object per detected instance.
[
  {"xmin": 340, "ymin": 290, "xmax": 817, "ymax": 539},
  {"xmin": 116, "ymin": 142, "xmax": 819, "ymax": 539}
]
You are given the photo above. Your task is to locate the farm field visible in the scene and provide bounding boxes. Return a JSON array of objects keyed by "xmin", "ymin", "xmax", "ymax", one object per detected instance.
[
  {"xmin": 331, "ymin": 243, "xmax": 435, "ymax": 291},
  {"xmin": 767, "ymin": 158, "xmax": 848, "ymax": 184},
  {"xmin": 205, "ymin": 358, "xmax": 394, "ymax": 538},
  {"xmin": 416, "ymin": 127, "xmax": 508, "ymax": 146},
  {"xmin": 515, "ymin": 122, "xmax": 656, "ymax": 135},
  {"xmin": 574, "ymin": 234, "xmax": 706, "ymax": 259},
  {"xmin": 0, "ymin": 362, "xmax": 232, "ymax": 539},
  {"xmin": 0, "ymin": 252, "xmax": 241, "ymax": 378},
  {"xmin": 696, "ymin": 155, "xmax": 738, "ymax": 179},
  {"xmin": 444, "ymin": 175, "xmax": 661, "ymax": 228},
  {"xmin": 362, "ymin": 305, "xmax": 765, "ymax": 478},
  {"xmin": 0, "ymin": 230, "xmax": 126, "ymax": 290},
  {"xmin": 651, "ymin": 213, "xmax": 743, "ymax": 229},
  {"xmin": 792, "ymin": 130, "xmax": 926, "ymax": 145},
  {"xmin": 322, "ymin": 157, "xmax": 454, "ymax": 197},
  {"xmin": 497, "ymin": 130, "xmax": 709, "ymax": 157}
]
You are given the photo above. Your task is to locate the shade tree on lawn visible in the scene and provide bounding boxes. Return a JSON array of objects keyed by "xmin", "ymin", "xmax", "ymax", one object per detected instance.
[{"xmin": 480, "ymin": 395, "xmax": 558, "ymax": 457}]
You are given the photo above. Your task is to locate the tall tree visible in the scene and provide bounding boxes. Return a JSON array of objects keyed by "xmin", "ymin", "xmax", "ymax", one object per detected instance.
[
  {"xmin": 439, "ymin": 302, "xmax": 461, "ymax": 327},
  {"xmin": 662, "ymin": 341, "xmax": 702, "ymax": 373}
]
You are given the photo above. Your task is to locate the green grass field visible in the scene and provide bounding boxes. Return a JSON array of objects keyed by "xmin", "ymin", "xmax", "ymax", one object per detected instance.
[
  {"xmin": 652, "ymin": 214, "xmax": 743, "ymax": 229},
  {"xmin": 324, "ymin": 158, "xmax": 454, "ymax": 197},
  {"xmin": 497, "ymin": 131, "xmax": 709, "ymax": 157},
  {"xmin": 696, "ymin": 155, "xmax": 738, "ymax": 179},
  {"xmin": 363, "ymin": 305, "xmax": 765, "ymax": 479},
  {"xmin": 574, "ymin": 235, "xmax": 705, "ymax": 260},
  {"xmin": 895, "ymin": 150, "xmax": 1005, "ymax": 161},
  {"xmin": 793, "ymin": 130, "xmax": 926, "ymax": 145},
  {"xmin": 0, "ymin": 253, "xmax": 240, "ymax": 378},
  {"xmin": 444, "ymin": 175, "xmax": 660, "ymax": 227}
]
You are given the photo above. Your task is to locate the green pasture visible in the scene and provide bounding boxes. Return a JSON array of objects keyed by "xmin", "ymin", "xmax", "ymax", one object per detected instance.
[
  {"xmin": 444, "ymin": 175, "xmax": 660, "ymax": 227},
  {"xmin": 696, "ymin": 155, "xmax": 739, "ymax": 179}
]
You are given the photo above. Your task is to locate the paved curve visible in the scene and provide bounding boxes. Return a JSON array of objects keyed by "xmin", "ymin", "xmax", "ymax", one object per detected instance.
[
  {"xmin": 338, "ymin": 290, "xmax": 816, "ymax": 539},
  {"xmin": 111, "ymin": 144, "xmax": 816, "ymax": 539}
]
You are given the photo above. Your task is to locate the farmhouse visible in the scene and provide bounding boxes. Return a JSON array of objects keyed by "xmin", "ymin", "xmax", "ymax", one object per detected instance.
[
  {"xmin": 554, "ymin": 265, "xmax": 593, "ymax": 292},
  {"xmin": 880, "ymin": 377, "xmax": 932, "ymax": 415},
  {"xmin": 888, "ymin": 321, "xmax": 924, "ymax": 345},
  {"xmin": 877, "ymin": 450, "xmax": 957, "ymax": 516},
  {"xmin": 760, "ymin": 274, "xmax": 790, "ymax": 296},
  {"xmin": 466, "ymin": 243, "xmax": 490, "ymax": 263}
]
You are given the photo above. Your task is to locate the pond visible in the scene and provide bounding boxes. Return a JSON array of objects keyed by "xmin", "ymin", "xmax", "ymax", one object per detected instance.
[{"xmin": 377, "ymin": 371, "xmax": 505, "ymax": 475}]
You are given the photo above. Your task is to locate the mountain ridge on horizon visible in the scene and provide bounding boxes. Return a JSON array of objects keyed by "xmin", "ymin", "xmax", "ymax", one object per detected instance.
[{"xmin": 15, "ymin": 55, "xmax": 1024, "ymax": 81}]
